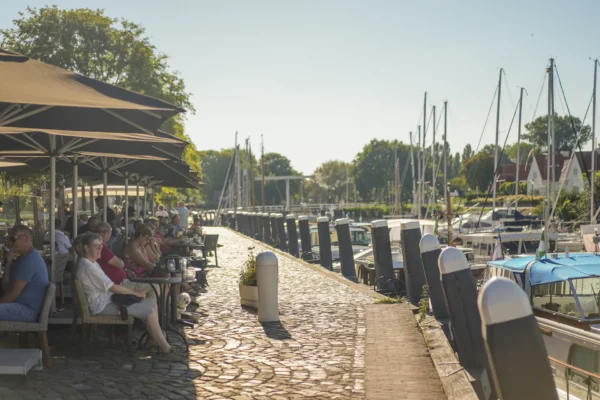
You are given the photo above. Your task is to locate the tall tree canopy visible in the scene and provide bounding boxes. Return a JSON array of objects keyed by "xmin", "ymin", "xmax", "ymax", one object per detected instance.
[
  {"xmin": 461, "ymin": 151, "xmax": 495, "ymax": 192},
  {"xmin": 313, "ymin": 160, "xmax": 349, "ymax": 202},
  {"xmin": 1, "ymin": 6, "xmax": 202, "ymax": 201},
  {"xmin": 523, "ymin": 114, "xmax": 591, "ymax": 152}
]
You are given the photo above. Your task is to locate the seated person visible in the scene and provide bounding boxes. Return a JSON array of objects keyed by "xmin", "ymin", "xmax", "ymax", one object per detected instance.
[
  {"xmin": 122, "ymin": 226, "xmax": 156, "ymax": 278},
  {"xmin": 155, "ymin": 204, "xmax": 169, "ymax": 218},
  {"xmin": 0, "ymin": 225, "xmax": 49, "ymax": 322},
  {"xmin": 79, "ymin": 216, "xmax": 100, "ymax": 234},
  {"xmin": 76, "ymin": 233, "xmax": 182, "ymax": 360},
  {"xmin": 144, "ymin": 224, "xmax": 162, "ymax": 263},
  {"xmin": 95, "ymin": 223, "xmax": 156, "ymax": 303},
  {"xmin": 44, "ymin": 218, "xmax": 72, "ymax": 254},
  {"xmin": 165, "ymin": 215, "xmax": 184, "ymax": 239},
  {"xmin": 191, "ymin": 216, "xmax": 203, "ymax": 237}
]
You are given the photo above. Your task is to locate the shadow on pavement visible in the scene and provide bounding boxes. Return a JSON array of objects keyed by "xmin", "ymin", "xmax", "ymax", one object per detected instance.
[{"xmin": 260, "ymin": 321, "xmax": 292, "ymax": 340}]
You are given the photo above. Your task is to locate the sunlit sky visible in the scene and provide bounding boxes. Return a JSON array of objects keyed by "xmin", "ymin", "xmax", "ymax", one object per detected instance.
[{"xmin": 2, "ymin": 1, "xmax": 600, "ymax": 174}]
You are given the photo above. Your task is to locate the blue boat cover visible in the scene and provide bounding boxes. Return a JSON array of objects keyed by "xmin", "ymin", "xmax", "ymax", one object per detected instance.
[{"xmin": 488, "ymin": 253, "xmax": 600, "ymax": 286}]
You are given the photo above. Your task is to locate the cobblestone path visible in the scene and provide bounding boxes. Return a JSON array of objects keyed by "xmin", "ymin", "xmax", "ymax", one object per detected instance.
[{"xmin": 0, "ymin": 227, "xmax": 375, "ymax": 399}]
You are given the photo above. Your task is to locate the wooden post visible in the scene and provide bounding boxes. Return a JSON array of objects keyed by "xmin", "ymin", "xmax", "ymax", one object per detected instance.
[
  {"xmin": 400, "ymin": 221, "xmax": 426, "ymax": 303},
  {"xmin": 335, "ymin": 218, "xmax": 356, "ymax": 281},
  {"xmin": 317, "ymin": 216, "xmax": 333, "ymax": 270},
  {"xmin": 275, "ymin": 213, "xmax": 287, "ymax": 252},
  {"xmin": 479, "ymin": 277, "xmax": 557, "ymax": 400},
  {"xmin": 298, "ymin": 215, "xmax": 311, "ymax": 256},
  {"xmin": 371, "ymin": 220, "xmax": 394, "ymax": 290},
  {"xmin": 419, "ymin": 234, "xmax": 448, "ymax": 319},
  {"xmin": 286, "ymin": 214, "xmax": 299, "ymax": 257}
]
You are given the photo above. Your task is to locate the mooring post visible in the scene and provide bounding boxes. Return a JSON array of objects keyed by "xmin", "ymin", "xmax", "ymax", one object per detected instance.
[
  {"xmin": 400, "ymin": 221, "xmax": 426, "ymax": 303},
  {"xmin": 286, "ymin": 214, "xmax": 299, "ymax": 257},
  {"xmin": 263, "ymin": 213, "xmax": 272, "ymax": 244},
  {"xmin": 275, "ymin": 213, "xmax": 287, "ymax": 252},
  {"xmin": 419, "ymin": 234, "xmax": 448, "ymax": 319},
  {"xmin": 370, "ymin": 219, "xmax": 394, "ymax": 291},
  {"xmin": 479, "ymin": 277, "xmax": 558, "ymax": 400},
  {"xmin": 269, "ymin": 213, "xmax": 279, "ymax": 247},
  {"xmin": 438, "ymin": 248, "xmax": 487, "ymax": 369},
  {"xmin": 256, "ymin": 212, "xmax": 264, "ymax": 241},
  {"xmin": 317, "ymin": 216, "xmax": 333, "ymax": 270},
  {"xmin": 251, "ymin": 212, "xmax": 259, "ymax": 239},
  {"xmin": 257, "ymin": 252, "xmax": 279, "ymax": 322},
  {"xmin": 298, "ymin": 215, "xmax": 311, "ymax": 257},
  {"xmin": 335, "ymin": 218, "xmax": 357, "ymax": 281}
]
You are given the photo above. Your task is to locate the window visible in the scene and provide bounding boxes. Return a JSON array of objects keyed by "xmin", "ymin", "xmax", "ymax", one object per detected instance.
[
  {"xmin": 532, "ymin": 281, "xmax": 580, "ymax": 317},
  {"xmin": 568, "ymin": 344, "xmax": 599, "ymax": 392},
  {"xmin": 501, "ymin": 241, "xmax": 520, "ymax": 255},
  {"xmin": 522, "ymin": 240, "xmax": 540, "ymax": 254}
]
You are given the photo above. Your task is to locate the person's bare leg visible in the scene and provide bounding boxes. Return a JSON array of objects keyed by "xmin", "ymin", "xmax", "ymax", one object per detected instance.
[{"xmin": 145, "ymin": 308, "xmax": 170, "ymax": 352}]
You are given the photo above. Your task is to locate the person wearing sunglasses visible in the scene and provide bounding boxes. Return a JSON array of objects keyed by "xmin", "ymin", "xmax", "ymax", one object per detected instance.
[{"xmin": 0, "ymin": 225, "xmax": 49, "ymax": 322}]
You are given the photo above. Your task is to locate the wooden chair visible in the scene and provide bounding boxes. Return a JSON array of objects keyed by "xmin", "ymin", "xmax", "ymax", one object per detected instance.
[
  {"xmin": 0, "ymin": 283, "xmax": 56, "ymax": 367},
  {"xmin": 203, "ymin": 234, "xmax": 220, "ymax": 267},
  {"xmin": 70, "ymin": 260, "xmax": 134, "ymax": 355},
  {"xmin": 50, "ymin": 252, "xmax": 71, "ymax": 305}
]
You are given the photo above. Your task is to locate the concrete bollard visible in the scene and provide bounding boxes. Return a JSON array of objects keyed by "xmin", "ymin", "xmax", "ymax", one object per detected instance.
[
  {"xmin": 438, "ymin": 247, "xmax": 487, "ymax": 371},
  {"xmin": 270, "ymin": 213, "xmax": 279, "ymax": 247},
  {"xmin": 371, "ymin": 220, "xmax": 394, "ymax": 290},
  {"xmin": 286, "ymin": 214, "xmax": 299, "ymax": 257},
  {"xmin": 317, "ymin": 216, "xmax": 333, "ymax": 270},
  {"xmin": 298, "ymin": 215, "xmax": 311, "ymax": 256},
  {"xmin": 400, "ymin": 221, "xmax": 427, "ymax": 303},
  {"xmin": 275, "ymin": 213, "xmax": 287, "ymax": 252},
  {"xmin": 263, "ymin": 213, "xmax": 272, "ymax": 244},
  {"xmin": 335, "ymin": 218, "xmax": 357, "ymax": 281},
  {"xmin": 419, "ymin": 234, "xmax": 448, "ymax": 319},
  {"xmin": 257, "ymin": 251, "xmax": 279, "ymax": 322},
  {"xmin": 479, "ymin": 278, "xmax": 557, "ymax": 400}
]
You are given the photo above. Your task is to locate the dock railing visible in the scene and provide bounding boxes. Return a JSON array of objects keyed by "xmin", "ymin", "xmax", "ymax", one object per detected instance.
[{"xmin": 549, "ymin": 356, "xmax": 599, "ymax": 399}]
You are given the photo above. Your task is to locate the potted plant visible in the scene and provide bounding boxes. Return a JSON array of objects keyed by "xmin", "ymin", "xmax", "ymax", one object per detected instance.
[{"xmin": 239, "ymin": 252, "xmax": 258, "ymax": 308}]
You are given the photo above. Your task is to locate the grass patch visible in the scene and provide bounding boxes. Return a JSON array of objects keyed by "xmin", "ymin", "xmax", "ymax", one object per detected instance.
[{"xmin": 374, "ymin": 296, "xmax": 404, "ymax": 304}]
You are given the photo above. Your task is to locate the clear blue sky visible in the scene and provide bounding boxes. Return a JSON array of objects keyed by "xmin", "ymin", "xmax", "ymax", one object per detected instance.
[{"xmin": 2, "ymin": 1, "xmax": 600, "ymax": 174}]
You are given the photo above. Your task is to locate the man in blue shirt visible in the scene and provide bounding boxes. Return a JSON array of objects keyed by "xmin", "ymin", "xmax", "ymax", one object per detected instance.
[{"xmin": 0, "ymin": 225, "xmax": 49, "ymax": 322}]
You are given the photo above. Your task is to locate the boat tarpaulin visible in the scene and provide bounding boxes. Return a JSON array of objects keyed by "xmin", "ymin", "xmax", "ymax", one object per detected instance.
[{"xmin": 488, "ymin": 253, "xmax": 600, "ymax": 286}]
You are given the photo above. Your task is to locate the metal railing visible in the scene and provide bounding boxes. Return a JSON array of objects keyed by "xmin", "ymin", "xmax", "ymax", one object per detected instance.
[{"xmin": 549, "ymin": 356, "xmax": 599, "ymax": 400}]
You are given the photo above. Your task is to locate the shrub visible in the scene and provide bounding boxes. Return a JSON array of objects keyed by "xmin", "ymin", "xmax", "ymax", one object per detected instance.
[{"xmin": 239, "ymin": 252, "xmax": 257, "ymax": 286}]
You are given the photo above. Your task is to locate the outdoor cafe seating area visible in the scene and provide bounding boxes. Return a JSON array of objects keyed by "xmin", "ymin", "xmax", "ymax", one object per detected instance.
[{"xmin": 0, "ymin": 48, "xmax": 213, "ymax": 375}]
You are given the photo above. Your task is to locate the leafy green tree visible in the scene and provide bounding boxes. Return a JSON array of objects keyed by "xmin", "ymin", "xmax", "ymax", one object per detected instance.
[
  {"xmin": 313, "ymin": 160, "xmax": 349, "ymax": 202},
  {"xmin": 506, "ymin": 142, "xmax": 536, "ymax": 164},
  {"xmin": 351, "ymin": 139, "xmax": 413, "ymax": 203},
  {"xmin": 1, "ymin": 6, "xmax": 202, "ymax": 201},
  {"xmin": 461, "ymin": 151, "xmax": 495, "ymax": 192},
  {"xmin": 462, "ymin": 144, "xmax": 474, "ymax": 164},
  {"xmin": 523, "ymin": 114, "xmax": 592, "ymax": 152},
  {"xmin": 257, "ymin": 153, "xmax": 301, "ymax": 206}
]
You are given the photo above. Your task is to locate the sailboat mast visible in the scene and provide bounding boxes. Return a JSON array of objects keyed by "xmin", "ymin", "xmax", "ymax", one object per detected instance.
[
  {"xmin": 592, "ymin": 59, "xmax": 598, "ymax": 223},
  {"xmin": 250, "ymin": 142, "xmax": 256, "ymax": 208},
  {"xmin": 493, "ymin": 69, "xmax": 503, "ymax": 212},
  {"xmin": 261, "ymin": 134, "xmax": 266, "ymax": 212},
  {"xmin": 417, "ymin": 125, "xmax": 422, "ymax": 218},
  {"xmin": 515, "ymin": 87, "xmax": 524, "ymax": 209},
  {"xmin": 394, "ymin": 146, "xmax": 399, "ymax": 215},
  {"xmin": 409, "ymin": 131, "xmax": 416, "ymax": 215},
  {"xmin": 422, "ymin": 93, "xmax": 427, "ymax": 219},
  {"xmin": 234, "ymin": 132, "xmax": 239, "ymax": 212},
  {"xmin": 443, "ymin": 101, "xmax": 448, "ymax": 194},
  {"xmin": 432, "ymin": 105, "xmax": 437, "ymax": 217},
  {"xmin": 546, "ymin": 59, "xmax": 554, "ymax": 254}
]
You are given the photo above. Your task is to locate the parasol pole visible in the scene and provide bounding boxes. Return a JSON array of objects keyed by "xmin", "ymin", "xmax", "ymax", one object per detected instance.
[{"xmin": 72, "ymin": 156, "xmax": 78, "ymax": 237}]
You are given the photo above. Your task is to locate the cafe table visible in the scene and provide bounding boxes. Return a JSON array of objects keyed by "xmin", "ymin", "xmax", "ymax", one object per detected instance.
[{"xmin": 129, "ymin": 275, "xmax": 196, "ymax": 352}]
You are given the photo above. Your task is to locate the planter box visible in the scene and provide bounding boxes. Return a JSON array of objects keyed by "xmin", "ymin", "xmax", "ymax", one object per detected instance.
[{"xmin": 239, "ymin": 284, "xmax": 258, "ymax": 308}]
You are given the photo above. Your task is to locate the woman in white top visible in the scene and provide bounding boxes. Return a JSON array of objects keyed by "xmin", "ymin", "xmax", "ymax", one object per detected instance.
[{"xmin": 75, "ymin": 233, "xmax": 183, "ymax": 361}]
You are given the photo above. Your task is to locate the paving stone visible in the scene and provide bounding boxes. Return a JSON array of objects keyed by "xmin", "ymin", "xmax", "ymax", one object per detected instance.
[{"xmin": 0, "ymin": 227, "xmax": 422, "ymax": 399}]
